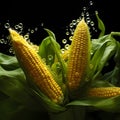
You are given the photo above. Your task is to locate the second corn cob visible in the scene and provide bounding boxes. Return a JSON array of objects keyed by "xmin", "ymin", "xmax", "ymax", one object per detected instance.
[
  {"xmin": 87, "ymin": 87, "xmax": 120, "ymax": 98},
  {"xmin": 9, "ymin": 28, "xmax": 64, "ymax": 104},
  {"xmin": 67, "ymin": 18, "xmax": 91, "ymax": 91}
]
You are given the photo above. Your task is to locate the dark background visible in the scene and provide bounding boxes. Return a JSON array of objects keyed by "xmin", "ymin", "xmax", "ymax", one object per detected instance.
[{"xmin": 0, "ymin": 0, "xmax": 120, "ymax": 54}]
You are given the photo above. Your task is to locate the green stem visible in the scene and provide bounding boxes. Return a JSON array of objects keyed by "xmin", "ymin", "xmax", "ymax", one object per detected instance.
[
  {"xmin": 111, "ymin": 32, "xmax": 120, "ymax": 36},
  {"xmin": 49, "ymin": 107, "xmax": 85, "ymax": 120}
]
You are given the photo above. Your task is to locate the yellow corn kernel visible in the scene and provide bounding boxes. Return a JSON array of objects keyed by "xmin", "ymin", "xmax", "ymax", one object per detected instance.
[
  {"xmin": 9, "ymin": 28, "xmax": 64, "ymax": 104},
  {"xmin": 87, "ymin": 87, "xmax": 120, "ymax": 98},
  {"xmin": 67, "ymin": 18, "xmax": 91, "ymax": 91},
  {"xmin": 29, "ymin": 42, "xmax": 39, "ymax": 52}
]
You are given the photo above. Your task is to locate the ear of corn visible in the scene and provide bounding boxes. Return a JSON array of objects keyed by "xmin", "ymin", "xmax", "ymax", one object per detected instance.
[
  {"xmin": 67, "ymin": 18, "xmax": 91, "ymax": 91},
  {"xmin": 9, "ymin": 28, "xmax": 64, "ymax": 104},
  {"xmin": 87, "ymin": 87, "xmax": 120, "ymax": 98}
]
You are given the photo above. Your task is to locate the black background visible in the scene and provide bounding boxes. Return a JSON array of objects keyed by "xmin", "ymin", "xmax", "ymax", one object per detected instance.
[
  {"xmin": 0, "ymin": 0, "xmax": 120, "ymax": 54},
  {"xmin": 1, "ymin": 0, "xmax": 119, "ymax": 30}
]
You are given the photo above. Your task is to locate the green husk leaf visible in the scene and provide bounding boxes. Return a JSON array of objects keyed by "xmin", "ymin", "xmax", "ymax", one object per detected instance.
[
  {"xmin": 95, "ymin": 11, "xmax": 105, "ymax": 38},
  {"xmin": 90, "ymin": 34, "xmax": 118, "ymax": 80},
  {"xmin": 103, "ymin": 40, "xmax": 120, "ymax": 85},
  {"xmin": 0, "ymin": 53, "xmax": 19, "ymax": 70},
  {"xmin": 91, "ymin": 79, "xmax": 115, "ymax": 88},
  {"xmin": 30, "ymin": 88, "xmax": 66, "ymax": 113},
  {"xmin": 38, "ymin": 36, "xmax": 56, "ymax": 66},
  {"xmin": 66, "ymin": 95, "xmax": 120, "ymax": 112},
  {"xmin": 44, "ymin": 28, "xmax": 56, "ymax": 40},
  {"xmin": 44, "ymin": 28, "xmax": 67, "ymax": 83},
  {"xmin": 101, "ymin": 66, "xmax": 120, "ymax": 86}
]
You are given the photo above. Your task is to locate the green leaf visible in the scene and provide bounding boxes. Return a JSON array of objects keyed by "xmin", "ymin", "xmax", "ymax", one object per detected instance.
[
  {"xmin": 0, "ymin": 53, "xmax": 19, "ymax": 70},
  {"xmin": 114, "ymin": 40, "xmax": 120, "ymax": 66},
  {"xmin": 96, "ymin": 37, "xmax": 116, "ymax": 74},
  {"xmin": 90, "ymin": 39, "xmax": 108, "ymax": 79},
  {"xmin": 102, "ymin": 66, "xmax": 120, "ymax": 85},
  {"xmin": 42, "ymin": 28, "xmax": 67, "ymax": 83},
  {"xmin": 91, "ymin": 80, "xmax": 114, "ymax": 88},
  {"xmin": 103, "ymin": 41, "xmax": 120, "ymax": 85},
  {"xmin": 90, "ymin": 34, "xmax": 117, "ymax": 80},
  {"xmin": 95, "ymin": 11, "xmax": 105, "ymax": 38},
  {"xmin": 44, "ymin": 28, "xmax": 56, "ymax": 40},
  {"xmin": 30, "ymin": 88, "xmax": 66, "ymax": 113},
  {"xmin": 66, "ymin": 96, "xmax": 120, "ymax": 112},
  {"xmin": 38, "ymin": 36, "xmax": 56, "ymax": 66}
]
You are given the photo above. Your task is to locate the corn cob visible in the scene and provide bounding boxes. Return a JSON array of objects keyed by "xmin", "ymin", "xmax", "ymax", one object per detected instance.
[
  {"xmin": 67, "ymin": 18, "xmax": 91, "ymax": 91},
  {"xmin": 9, "ymin": 28, "xmax": 64, "ymax": 104},
  {"xmin": 87, "ymin": 87, "xmax": 120, "ymax": 98}
]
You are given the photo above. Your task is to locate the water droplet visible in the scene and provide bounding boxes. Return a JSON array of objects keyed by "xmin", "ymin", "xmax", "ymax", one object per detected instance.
[
  {"xmin": 91, "ymin": 52, "xmax": 93, "ymax": 55},
  {"xmin": 9, "ymin": 47, "xmax": 15, "ymax": 54},
  {"xmin": 24, "ymin": 34, "xmax": 29, "ymax": 40},
  {"xmin": 41, "ymin": 22, "xmax": 44, "ymax": 27},
  {"xmin": 3, "ymin": 40, "xmax": 8, "ymax": 44},
  {"xmin": 76, "ymin": 19, "xmax": 80, "ymax": 23},
  {"xmin": 86, "ymin": 17, "xmax": 91, "ymax": 22},
  {"xmin": 56, "ymin": 62, "xmax": 61, "ymax": 69},
  {"xmin": 72, "ymin": 20, "xmax": 77, "ymax": 25},
  {"xmin": 86, "ymin": 12, "xmax": 89, "ymax": 17},
  {"xmin": 4, "ymin": 23, "xmax": 10, "ymax": 29},
  {"xmin": 83, "ymin": 6, "xmax": 87, "ymax": 11},
  {"xmin": 18, "ymin": 23, "xmax": 23, "ymax": 28},
  {"xmin": 62, "ymin": 39, "xmax": 67, "ymax": 44},
  {"xmin": 65, "ymin": 44, "xmax": 70, "ymax": 50},
  {"xmin": 90, "ymin": 21, "xmax": 94, "ymax": 26},
  {"xmin": 79, "ymin": 17, "xmax": 82, "ymax": 20},
  {"xmin": 81, "ymin": 12, "xmax": 84, "ymax": 17},
  {"xmin": 92, "ymin": 27, "xmax": 95, "ymax": 30},
  {"xmin": 61, "ymin": 48, "xmax": 65, "ymax": 54},
  {"xmin": 0, "ymin": 39, "xmax": 4, "ymax": 44},
  {"xmin": 14, "ymin": 25, "xmax": 19, "ymax": 29},
  {"xmin": 69, "ymin": 23, "xmax": 73, "ymax": 28},
  {"xmin": 89, "ymin": 1, "xmax": 93, "ymax": 6},
  {"xmin": 66, "ymin": 31, "xmax": 70, "ymax": 36},
  {"xmin": 63, "ymin": 0, "xmax": 98, "ymax": 44},
  {"xmin": 48, "ymin": 54, "xmax": 53, "ymax": 61},
  {"xmin": 30, "ymin": 29, "xmax": 34, "ymax": 34},
  {"xmin": 0, "ymin": 20, "xmax": 45, "ymax": 55},
  {"xmin": 34, "ymin": 27, "xmax": 38, "ymax": 31},
  {"xmin": 28, "ymin": 28, "xmax": 31, "ymax": 32},
  {"xmin": 70, "ymin": 29, "xmax": 74, "ymax": 35},
  {"xmin": 69, "ymin": 36, "xmax": 73, "ymax": 41}
]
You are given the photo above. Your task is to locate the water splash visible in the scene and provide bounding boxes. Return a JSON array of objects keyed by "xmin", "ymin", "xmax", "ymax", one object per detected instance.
[
  {"xmin": 0, "ymin": 0, "xmax": 99, "ymax": 56},
  {"xmin": 62, "ymin": 0, "xmax": 99, "ymax": 50},
  {"xmin": 0, "ymin": 20, "xmax": 44, "ymax": 55}
]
